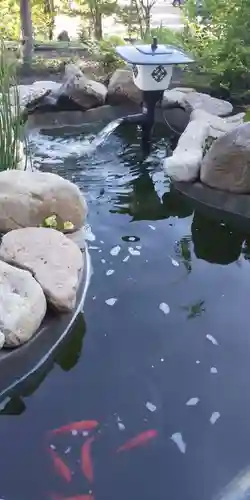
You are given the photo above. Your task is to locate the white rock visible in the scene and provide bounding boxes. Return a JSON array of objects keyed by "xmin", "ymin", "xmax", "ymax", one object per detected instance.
[
  {"xmin": 10, "ymin": 81, "xmax": 61, "ymax": 108},
  {"xmin": 0, "ymin": 170, "xmax": 87, "ymax": 232},
  {"xmin": 108, "ymin": 69, "xmax": 141, "ymax": 105},
  {"xmin": 0, "ymin": 227, "xmax": 84, "ymax": 312},
  {"xmin": 163, "ymin": 89, "xmax": 233, "ymax": 116},
  {"xmin": 163, "ymin": 120, "xmax": 209, "ymax": 182},
  {"xmin": 163, "ymin": 110, "xmax": 246, "ymax": 183},
  {"xmin": 0, "ymin": 260, "xmax": 46, "ymax": 347},
  {"xmin": 59, "ymin": 64, "xmax": 107, "ymax": 111}
]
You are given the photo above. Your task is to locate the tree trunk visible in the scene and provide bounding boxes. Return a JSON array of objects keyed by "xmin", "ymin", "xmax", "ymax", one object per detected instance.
[
  {"xmin": 20, "ymin": 0, "xmax": 33, "ymax": 66},
  {"xmin": 94, "ymin": 11, "xmax": 103, "ymax": 39},
  {"xmin": 144, "ymin": 8, "xmax": 151, "ymax": 36},
  {"xmin": 44, "ymin": 0, "xmax": 55, "ymax": 40}
]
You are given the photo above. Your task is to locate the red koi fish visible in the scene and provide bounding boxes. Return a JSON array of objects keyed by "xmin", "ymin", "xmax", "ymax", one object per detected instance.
[
  {"xmin": 50, "ymin": 494, "xmax": 94, "ymax": 500},
  {"xmin": 48, "ymin": 448, "xmax": 72, "ymax": 483},
  {"xmin": 81, "ymin": 436, "xmax": 95, "ymax": 483},
  {"xmin": 117, "ymin": 429, "xmax": 158, "ymax": 453},
  {"xmin": 49, "ymin": 421, "xmax": 99, "ymax": 436}
]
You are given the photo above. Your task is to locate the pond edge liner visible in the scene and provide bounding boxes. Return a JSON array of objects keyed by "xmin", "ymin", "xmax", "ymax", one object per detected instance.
[
  {"xmin": 174, "ymin": 181, "xmax": 250, "ymax": 231},
  {"xmin": 0, "ymin": 243, "xmax": 92, "ymax": 403}
]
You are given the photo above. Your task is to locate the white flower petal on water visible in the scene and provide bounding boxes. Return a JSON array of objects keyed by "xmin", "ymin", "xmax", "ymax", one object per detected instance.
[
  {"xmin": 171, "ymin": 433, "xmax": 186, "ymax": 454},
  {"xmin": 101, "ymin": 259, "xmax": 106, "ymax": 264},
  {"xmin": 123, "ymin": 255, "xmax": 130, "ymax": 262},
  {"xmin": 159, "ymin": 302, "xmax": 170, "ymax": 315},
  {"xmin": 71, "ymin": 430, "xmax": 78, "ymax": 436},
  {"xmin": 149, "ymin": 224, "xmax": 156, "ymax": 230},
  {"xmin": 128, "ymin": 247, "xmax": 140, "ymax": 256},
  {"xmin": 82, "ymin": 431, "xmax": 89, "ymax": 437},
  {"xmin": 128, "ymin": 237, "xmax": 136, "ymax": 242},
  {"xmin": 110, "ymin": 245, "xmax": 121, "ymax": 256},
  {"xmin": 89, "ymin": 246, "xmax": 99, "ymax": 250},
  {"xmin": 196, "ymin": 360, "xmax": 200, "ymax": 364},
  {"xmin": 136, "ymin": 245, "xmax": 142, "ymax": 250},
  {"xmin": 210, "ymin": 412, "xmax": 220, "ymax": 425},
  {"xmin": 118, "ymin": 422, "xmax": 125, "ymax": 430},
  {"xmin": 210, "ymin": 367, "xmax": 218, "ymax": 374},
  {"xmin": 64, "ymin": 447, "xmax": 71, "ymax": 454},
  {"xmin": 105, "ymin": 298, "xmax": 117, "ymax": 306},
  {"xmin": 146, "ymin": 401, "xmax": 157, "ymax": 412},
  {"xmin": 206, "ymin": 334, "xmax": 219, "ymax": 346},
  {"xmin": 170, "ymin": 257, "xmax": 180, "ymax": 267},
  {"xmin": 83, "ymin": 224, "xmax": 96, "ymax": 241},
  {"xmin": 186, "ymin": 397, "xmax": 199, "ymax": 406},
  {"xmin": 106, "ymin": 269, "xmax": 115, "ymax": 276}
]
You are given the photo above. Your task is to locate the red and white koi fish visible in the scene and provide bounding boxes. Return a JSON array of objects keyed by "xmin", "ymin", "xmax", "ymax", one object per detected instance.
[
  {"xmin": 48, "ymin": 421, "xmax": 99, "ymax": 437},
  {"xmin": 81, "ymin": 437, "xmax": 95, "ymax": 483}
]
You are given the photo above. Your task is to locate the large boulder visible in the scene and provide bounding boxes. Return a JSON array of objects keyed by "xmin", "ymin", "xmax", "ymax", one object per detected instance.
[
  {"xmin": 163, "ymin": 89, "xmax": 233, "ymax": 117},
  {"xmin": 0, "ymin": 227, "xmax": 84, "ymax": 312},
  {"xmin": 0, "ymin": 259, "xmax": 46, "ymax": 347},
  {"xmin": 0, "ymin": 170, "xmax": 87, "ymax": 232},
  {"xmin": 200, "ymin": 123, "xmax": 250, "ymax": 193},
  {"xmin": 10, "ymin": 81, "xmax": 61, "ymax": 112},
  {"xmin": 163, "ymin": 111, "xmax": 245, "ymax": 183},
  {"xmin": 107, "ymin": 69, "xmax": 141, "ymax": 105},
  {"xmin": 55, "ymin": 63, "xmax": 107, "ymax": 110}
]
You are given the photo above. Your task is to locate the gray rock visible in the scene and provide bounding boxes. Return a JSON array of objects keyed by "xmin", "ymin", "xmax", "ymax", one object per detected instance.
[
  {"xmin": 0, "ymin": 259, "xmax": 46, "ymax": 347},
  {"xmin": 55, "ymin": 63, "xmax": 107, "ymax": 110},
  {"xmin": 108, "ymin": 69, "xmax": 142, "ymax": 105},
  {"xmin": 200, "ymin": 123, "xmax": 250, "ymax": 193},
  {"xmin": 163, "ymin": 89, "xmax": 233, "ymax": 117},
  {"xmin": 0, "ymin": 227, "xmax": 84, "ymax": 312},
  {"xmin": 0, "ymin": 170, "xmax": 87, "ymax": 232},
  {"xmin": 57, "ymin": 30, "xmax": 70, "ymax": 41}
]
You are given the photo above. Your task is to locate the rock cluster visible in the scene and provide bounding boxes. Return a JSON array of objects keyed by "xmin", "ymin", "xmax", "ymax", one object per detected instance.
[
  {"xmin": 163, "ymin": 106, "xmax": 246, "ymax": 184},
  {"xmin": 0, "ymin": 170, "xmax": 87, "ymax": 349}
]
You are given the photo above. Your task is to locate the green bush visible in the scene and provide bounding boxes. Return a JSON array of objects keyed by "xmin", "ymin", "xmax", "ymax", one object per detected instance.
[
  {"xmin": 182, "ymin": 0, "xmax": 250, "ymax": 97},
  {"xmin": 144, "ymin": 26, "xmax": 183, "ymax": 48}
]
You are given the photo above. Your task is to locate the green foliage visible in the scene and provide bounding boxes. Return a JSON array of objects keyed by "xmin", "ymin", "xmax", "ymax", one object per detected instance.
[
  {"xmin": 85, "ymin": 37, "xmax": 125, "ymax": 72},
  {"xmin": 0, "ymin": 40, "xmax": 26, "ymax": 171},
  {"xmin": 183, "ymin": 0, "xmax": 250, "ymax": 96},
  {"xmin": 144, "ymin": 26, "xmax": 183, "ymax": 47}
]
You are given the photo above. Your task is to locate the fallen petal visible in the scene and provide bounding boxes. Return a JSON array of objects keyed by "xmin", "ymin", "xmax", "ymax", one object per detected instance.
[
  {"xmin": 206, "ymin": 334, "xmax": 219, "ymax": 346},
  {"xmin": 186, "ymin": 397, "xmax": 199, "ymax": 406},
  {"xmin": 210, "ymin": 412, "xmax": 220, "ymax": 425},
  {"xmin": 170, "ymin": 257, "xmax": 180, "ymax": 267},
  {"xmin": 110, "ymin": 245, "xmax": 121, "ymax": 256},
  {"xmin": 148, "ymin": 225, "xmax": 156, "ymax": 230},
  {"xmin": 128, "ymin": 247, "xmax": 140, "ymax": 256},
  {"xmin": 210, "ymin": 367, "xmax": 218, "ymax": 374},
  {"xmin": 106, "ymin": 269, "xmax": 115, "ymax": 276},
  {"xmin": 105, "ymin": 298, "xmax": 117, "ymax": 306},
  {"xmin": 159, "ymin": 303, "xmax": 170, "ymax": 315},
  {"xmin": 171, "ymin": 433, "xmax": 186, "ymax": 454},
  {"xmin": 146, "ymin": 402, "xmax": 157, "ymax": 412},
  {"xmin": 123, "ymin": 255, "xmax": 130, "ymax": 262}
]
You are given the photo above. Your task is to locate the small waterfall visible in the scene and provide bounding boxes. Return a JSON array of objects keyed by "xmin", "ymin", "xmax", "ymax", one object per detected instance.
[{"xmin": 79, "ymin": 117, "xmax": 124, "ymax": 156}]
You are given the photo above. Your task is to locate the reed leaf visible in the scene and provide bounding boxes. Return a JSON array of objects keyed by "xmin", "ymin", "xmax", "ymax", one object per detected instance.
[{"xmin": 0, "ymin": 40, "xmax": 27, "ymax": 171}]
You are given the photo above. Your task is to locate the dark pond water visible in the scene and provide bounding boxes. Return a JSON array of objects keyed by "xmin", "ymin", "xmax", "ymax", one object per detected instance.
[{"xmin": 1, "ymin": 118, "xmax": 250, "ymax": 500}]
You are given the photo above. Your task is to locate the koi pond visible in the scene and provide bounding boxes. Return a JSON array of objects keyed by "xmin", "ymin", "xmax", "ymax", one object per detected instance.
[{"xmin": 0, "ymin": 115, "xmax": 250, "ymax": 500}]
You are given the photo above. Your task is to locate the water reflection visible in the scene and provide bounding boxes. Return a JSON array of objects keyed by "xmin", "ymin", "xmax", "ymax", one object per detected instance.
[{"xmin": 0, "ymin": 314, "xmax": 86, "ymax": 416}]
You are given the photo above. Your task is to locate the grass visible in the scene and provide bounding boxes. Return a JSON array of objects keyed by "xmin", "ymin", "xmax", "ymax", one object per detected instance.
[{"xmin": 0, "ymin": 41, "xmax": 26, "ymax": 171}]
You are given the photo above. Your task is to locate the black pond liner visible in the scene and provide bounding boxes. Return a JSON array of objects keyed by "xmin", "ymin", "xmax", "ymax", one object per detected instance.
[
  {"xmin": 0, "ymin": 243, "xmax": 91, "ymax": 402},
  {"xmin": 174, "ymin": 181, "xmax": 250, "ymax": 232}
]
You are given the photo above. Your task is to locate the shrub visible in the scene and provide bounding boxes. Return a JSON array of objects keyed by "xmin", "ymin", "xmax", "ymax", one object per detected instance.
[{"xmin": 182, "ymin": 0, "xmax": 250, "ymax": 97}]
